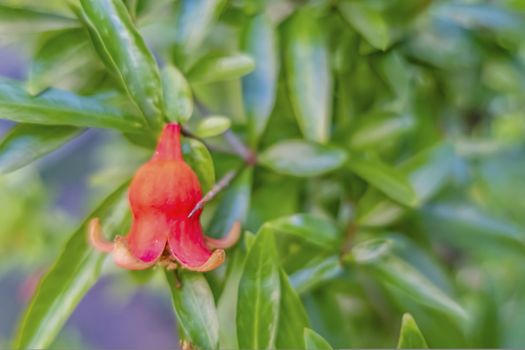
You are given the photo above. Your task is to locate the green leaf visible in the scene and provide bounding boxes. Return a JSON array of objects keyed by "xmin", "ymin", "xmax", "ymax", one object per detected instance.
[
  {"xmin": 28, "ymin": 29, "xmax": 93, "ymax": 95},
  {"xmin": 284, "ymin": 8, "xmax": 332, "ymax": 143},
  {"xmin": 80, "ymin": 0, "xmax": 164, "ymax": 128},
  {"xmin": 356, "ymin": 143, "xmax": 455, "ymax": 226},
  {"xmin": 0, "ymin": 124, "xmax": 81, "ymax": 174},
  {"xmin": 13, "ymin": 182, "xmax": 130, "ymax": 349},
  {"xmin": 217, "ymin": 247, "xmax": 244, "ymax": 349},
  {"xmin": 165, "ymin": 271, "xmax": 219, "ymax": 350},
  {"xmin": 259, "ymin": 140, "xmax": 347, "ymax": 177},
  {"xmin": 290, "ymin": 255, "xmax": 343, "ymax": 294},
  {"xmin": 241, "ymin": 14, "xmax": 278, "ymax": 145},
  {"xmin": 0, "ymin": 79, "xmax": 142, "ymax": 131},
  {"xmin": 276, "ymin": 269, "xmax": 309, "ymax": 349},
  {"xmin": 348, "ymin": 156, "xmax": 418, "ymax": 207},
  {"xmin": 0, "ymin": 4, "xmax": 77, "ymax": 37},
  {"xmin": 338, "ymin": 1, "xmax": 389, "ymax": 51},
  {"xmin": 349, "ymin": 239, "xmax": 468, "ymax": 323},
  {"xmin": 194, "ymin": 116, "xmax": 231, "ymax": 138},
  {"xmin": 420, "ymin": 201, "xmax": 525, "ymax": 255},
  {"xmin": 304, "ymin": 328, "xmax": 333, "ymax": 350},
  {"xmin": 182, "ymin": 138, "xmax": 215, "ymax": 193},
  {"xmin": 188, "ymin": 53, "xmax": 255, "ymax": 84},
  {"xmin": 173, "ymin": 0, "xmax": 225, "ymax": 60},
  {"xmin": 237, "ymin": 228, "xmax": 280, "ymax": 349},
  {"xmin": 265, "ymin": 214, "xmax": 341, "ymax": 250},
  {"xmin": 349, "ymin": 111, "xmax": 414, "ymax": 151},
  {"xmin": 397, "ymin": 313, "xmax": 428, "ymax": 349},
  {"xmin": 208, "ymin": 168, "xmax": 252, "ymax": 238},
  {"xmin": 161, "ymin": 64, "xmax": 193, "ymax": 123}
]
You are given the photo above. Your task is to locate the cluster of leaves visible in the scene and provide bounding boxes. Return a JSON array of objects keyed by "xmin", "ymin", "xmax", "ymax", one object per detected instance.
[{"xmin": 2, "ymin": 0, "xmax": 525, "ymax": 348}]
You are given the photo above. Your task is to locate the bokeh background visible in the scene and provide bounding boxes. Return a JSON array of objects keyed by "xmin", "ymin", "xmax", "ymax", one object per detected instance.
[{"xmin": 2, "ymin": 0, "xmax": 525, "ymax": 348}]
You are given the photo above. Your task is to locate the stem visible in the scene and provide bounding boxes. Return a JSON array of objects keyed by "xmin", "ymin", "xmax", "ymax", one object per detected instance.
[
  {"xmin": 224, "ymin": 130, "xmax": 257, "ymax": 165},
  {"xmin": 187, "ymin": 168, "xmax": 240, "ymax": 218}
]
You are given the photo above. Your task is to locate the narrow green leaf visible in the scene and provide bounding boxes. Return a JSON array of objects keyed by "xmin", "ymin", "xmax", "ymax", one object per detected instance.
[
  {"xmin": 0, "ymin": 4, "xmax": 77, "ymax": 36},
  {"xmin": 276, "ymin": 269, "xmax": 309, "ymax": 349},
  {"xmin": 348, "ymin": 156, "xmax": 418, "ymax": 207},
  {"xmin": 194, "ymin": 116, "xmax": 231, "ymax": 138},
  {"xmin": 166, "ymin": 271, "xmax": 219, "ymax": 350},
  {"xmin": 28, "ymin": 29, "xmax": 93, "ymax": 95},
  {"xmin": 182, "ymin": 138, "xmax": 215, "ymax": 193},
  {"xmin": 173, "ymin": 0, "xmax": 225, "ymax": 59},
  {"xmin": 188, "ymin": 53, "xmax": 255, "ymax": 84},
  {"xmin": 241, "ymin": 14, "xmax": 278, "ymax": 145},
  {"xmin": 349, "ymin": 239, "xmax": 468, "ymax": 323},
  {"xmin": 284, "ymin": 8, "xmax": 332, "ymax": 143},
  {"xmin": 397, "ymin": 313, "xmax": 428, "ymax": 349},
  {"xmin": 349, "ymin": 111, "xmax": 414, "ymax": 150},
  {"xmin": 208, "ymin": 168, "xmax": 252, "ymax": 238},
  {"xmin": 80, "ymin": 0, "xmax": 164, "ymax": 127},
  {"xmin": 259, "ymin": 140, "xmax": 347, "ymax": 177},
  {"xmin": 13, "ymin": 182, "xmax": 130, "ymax": 349},
  {"xmin": 237, "ymin": 228, "xmax": 281, "ymax": 349},
  {"xmin": 161, "ymin": 64, "xmax": 193, "ymax": 123},
  {"xmin": 265, "ymin": 214, "xmax": 341, "ymax": 250},
  {"xmin": 290, "ymin": 255, "xmax": 343, "ymax": 294},
  {"xmin": 304, "ymin": 328, "xmax": 333, "ymax": 350},
  {"xmin": 217, "ymin": 247, "xmax": 244, "ymax": 349},
  {"xmin": 356, "ymin": 143, "xmax": 455, "ymax": 226},
  {"xmin": 338, "ymin": 1, "xmax": 389, "ymax": 51},
  {"xmin": 420, "ymin": 201, "xmax": 525, "ymax": 255},
  {"xmin": 0, "ymin": 124, "xmax": 81, "ymax": 174},
  {"xmin": 0, "ymin": 79, "xmax": 142, "ymax": 131}
]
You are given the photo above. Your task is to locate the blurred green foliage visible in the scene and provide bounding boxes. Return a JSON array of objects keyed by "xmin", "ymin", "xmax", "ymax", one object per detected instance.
[{"xmin": 0, "ymin": 0, "xmax": 524, "ymax": 348}]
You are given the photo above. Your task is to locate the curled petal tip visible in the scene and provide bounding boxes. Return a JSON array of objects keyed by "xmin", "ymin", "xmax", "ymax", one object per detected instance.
[
  {"xmin": 88, "ymin": 218, "xmax": 114, "ymax": 253},
  {"xmin": 179, "ymin": 249, "xmax": 225, "ymax": 272},
  {"xmin": 205, "ymin": 221, "xmax": 242, "ymax": 249},
  {"xmin": 113, "ymin": 236, "xmax": 156, "ymax": 270}
]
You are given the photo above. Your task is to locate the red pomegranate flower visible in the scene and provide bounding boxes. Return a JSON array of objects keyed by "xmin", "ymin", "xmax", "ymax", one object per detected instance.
[{"xmin": 88, "ymin": 123, "xmax": 240, "ymax": 271}]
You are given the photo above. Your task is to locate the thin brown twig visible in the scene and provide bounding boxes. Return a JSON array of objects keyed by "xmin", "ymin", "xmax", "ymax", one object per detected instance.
[
  {"xmin": 224, "ymin": 130, "xmax": 257, "ymax": 165},
  {"xmin": 187, "ymin": 168, "xmax": 240, "ymax": 218}
]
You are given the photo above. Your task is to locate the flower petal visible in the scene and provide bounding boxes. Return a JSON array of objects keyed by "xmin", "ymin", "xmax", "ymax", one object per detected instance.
[
  {"xmin": 205, "ymin": 221, "xmax": 242, "ymax": 249},
  {"xmin": 168, "ymin": 219, "xmax": 225, "ymax": 271},
  {"xmin": 113, "ymin": 236, "xmax": 156, "ymax": 270},
  {"xmin": 88, "ymin": 218, "xmax": 114, "ymax": 253},
  {"xmin": 127, "ymin": 213, "xmax": 169, "ymax": 263}
]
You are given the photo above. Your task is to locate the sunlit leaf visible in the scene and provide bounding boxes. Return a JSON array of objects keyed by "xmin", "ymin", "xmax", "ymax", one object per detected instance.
[
  {"xmin": 338, "ymin": 1, "xmax": 389, "ymax": 51},
  {"xmin": 194, "ymin": 116, "xmax": 231, "ymax": 138},
  {"xmin": 259, "ymin": 140, "xmax": 347, "ymax": 177},
  {"xmin": 0, "ymin": 79, "xmax": 142, "ymax": 131},
  {"xmin": 237, "ymin": 228, "xmax": 280, "ymax": 349},
  {"xmin": 161, "ymin": 64, "xmax": 193, "ymax": 123},
  {"xmin": 284, "ymin": 8, "xmax": 332, "ymax": 143},
  {"xmin": 80, "ymin": 0, "xmax": 164, "ymax": 128},
  {"xmin": 397, "ymin": 313, "xmax": 428, "ymax": 349},
  {"xmin": 166, "ymin": 271, "xmax": 219, "ymax": 350},
  {"xmin": 188, "ymin": 53, "xmax": 255, "ymax": 84},
  {"xmin": 304, "ymin": 328, "xmax": 333, "ymax": 350},
  {"xmin": 241, "ymin": 14, "xmax": 278, "ymax": 145}
]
